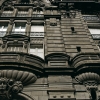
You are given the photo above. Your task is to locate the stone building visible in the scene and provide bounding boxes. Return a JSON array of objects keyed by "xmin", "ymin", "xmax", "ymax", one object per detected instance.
[{"xmin": 0, "ymin": 0, "xmax": 100, "ymax": 100}]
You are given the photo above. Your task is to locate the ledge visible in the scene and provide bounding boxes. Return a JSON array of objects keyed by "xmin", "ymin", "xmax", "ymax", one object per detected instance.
[
  {"xmin": 71, "ymin": 52, "xmax": 100, "ymax": 73},
  {"xmin": 0, "ymin": 52, "xmax": 44, "ymax": 75}
]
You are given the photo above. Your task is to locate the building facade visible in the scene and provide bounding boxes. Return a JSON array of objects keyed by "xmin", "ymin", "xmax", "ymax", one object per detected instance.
[{"xmin": 0, "ymin": 0, "xmax": 100, "ymax": 100}]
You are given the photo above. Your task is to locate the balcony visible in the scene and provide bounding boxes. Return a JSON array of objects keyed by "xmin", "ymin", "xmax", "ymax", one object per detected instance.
[
  {"xmin": 17, "ymin": 12, "xmax": 29, "ymax": 17},
  {"xmin": 0, "ymin": 52, "xmax": 44, "ymax": 75},
  {"xmin": 71, "ymin": 52, "xmax": 100, "ymax": 73},
  {"xmin": 83, "ymin": 15, "xmax": 100, "ymax": 21},
  {"xmin": 1, "ymin": 12, "xmax": 13, "ymax": 17},
  {"xmin": 32, "ymin": 14, "xmax": 44, "ymax": 19},
  {"xmin": 30, "ymin": 32, "xmax": 44, "ymax": 37},
  {"xmin": 17, "ymin": 14, "xmax": 29, "ymax": 17}
]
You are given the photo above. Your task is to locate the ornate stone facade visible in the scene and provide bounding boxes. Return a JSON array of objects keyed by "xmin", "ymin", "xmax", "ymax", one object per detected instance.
[{"xmin": 0, "ymin": 0, "xmax": 100, "ymax": 100}]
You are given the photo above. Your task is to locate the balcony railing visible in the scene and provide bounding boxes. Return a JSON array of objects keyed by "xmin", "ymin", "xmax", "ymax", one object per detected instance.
[
  {"xmin": 12, "ymin": 32, "xmax": 25, "ymax": 35},
  {"xmin": 1, "ymin": 13, "xmax": 13, "ymax": 17},
  {"xmin": 92, "ymin": 34, "xmax": 100, "ymax": 39},
  {"xmin": 17, "ymin": 14, "xmax": 29, "ymax": 17},
  {"xmin": 32, "ymin": 14, "xmax": 44, "ymax": 17},
  {"xmin": 83, "ymin": 15, "xmax": 100, "ymax": 21},
  {"xmin": 30, "ymin": 32, "xmax": 44, "ymax": 37},
  {"xmin": 0, "ymin": 31, "xmax": 6, "ymax": 37}
]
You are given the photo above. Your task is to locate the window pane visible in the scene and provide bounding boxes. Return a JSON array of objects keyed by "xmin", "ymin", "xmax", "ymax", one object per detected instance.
[
  {"xmin": 30, "ymin": 47, "xmax": 44, "ymax": 59},
  {"xmin": 89, "ymin": 29, "xmax": 100, "ymax": 34},
  {"xmin": 31, "ymin": 26, "xmax": 44, "ymax": 32}
]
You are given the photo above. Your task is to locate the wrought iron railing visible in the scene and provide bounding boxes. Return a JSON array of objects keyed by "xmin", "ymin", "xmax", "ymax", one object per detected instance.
[
  {"xmin": 1, "ymin": 13, "xmax": 13, "ymax": 17},
  {"xmin": 0, "ymin": 31, "xmax": 6, "ymax": 37},
  {"xmin": 83, "ymin": 15, "xmax": 100, "ymax": 21},
  {"xmin": 32, "ymin": 14, "xmax": 44, "ymax": 17},
  {"xmin": 17, "ymin": 13, "xmax": 29, "ymax": 17},
  {"xmin": 92, "ymin": 34, "xmax": 100, "ymax": 39},
  {"xmin": 30, "ymin": 32, "xmax": 44, "ymax": 37}
]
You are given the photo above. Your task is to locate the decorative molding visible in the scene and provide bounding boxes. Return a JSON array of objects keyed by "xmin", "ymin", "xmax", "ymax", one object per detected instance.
[
  {"xmin": 45, "ymin": 53, "xmax": 70, "ymax": 61},
  {"xmin": 75, "ymin": 72, "xmax": 100, "ymax": 83},
  {"xmin": 75, "ymin": 72, "xmax": 100, "ymax": 100},
  {"xmin": 33, "ymin": 0, "xmax": 45, "ymax": 7},
  {"xmin": 0, "ymin": 70, "xmax": 37, "ymax": 85},
  {"xmin": 71, "ymin": 52, "xmax": 100, "ymax": 72}
]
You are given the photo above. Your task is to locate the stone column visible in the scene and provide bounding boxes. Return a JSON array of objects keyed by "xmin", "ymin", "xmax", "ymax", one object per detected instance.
[
  {"xmin": 6, "ymin": 20, "xmax": 14, "ymax": 35},
  {"xmin": 12, "ymin": 8, "xmax": 18, "ymax": 17},
  {"xmin": 28, "ymin": 8, "xmax": 33, "ymax": 17},
  {"xmin": 25, "ymin": 20, "xmax": 31, "ymax": 36}
]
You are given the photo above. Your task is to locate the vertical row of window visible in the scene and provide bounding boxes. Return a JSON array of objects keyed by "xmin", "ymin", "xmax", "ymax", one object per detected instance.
[
  {"xmin": 30, "ymin": 46, "xmax": 44, "ymax": 59},
  {"xmin": 0, "ymin": 23, "xmax": 44, "ymax": 59}
]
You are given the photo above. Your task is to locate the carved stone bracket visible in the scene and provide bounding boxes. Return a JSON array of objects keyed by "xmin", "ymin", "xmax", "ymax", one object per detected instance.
[
  {"xmin": 0, "ymin": 77, "xmax": 23, "ymax": 99},
  {"xmin": 75, "ymin": 72, "xmax": 100, "ymax": 100}
]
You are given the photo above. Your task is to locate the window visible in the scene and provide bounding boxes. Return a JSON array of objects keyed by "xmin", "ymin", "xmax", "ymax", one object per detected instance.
[
  {"xmin": 89, "ymin": 28, "xmax": 100, "ymax": 39},
  {"xmin": 89, "ymin": 28, "xmax": 100, "ymax": 34},
  {"xmin": 30, "ymin": 25, "xmax": 44, "ymax": 37},
  {"xmin": 12, "ymin": 23, "xmax": 26, "ymax": 35},
  {"xmin": 30, "ymin": 45, "xmax": 44, "ymax": 59}
]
